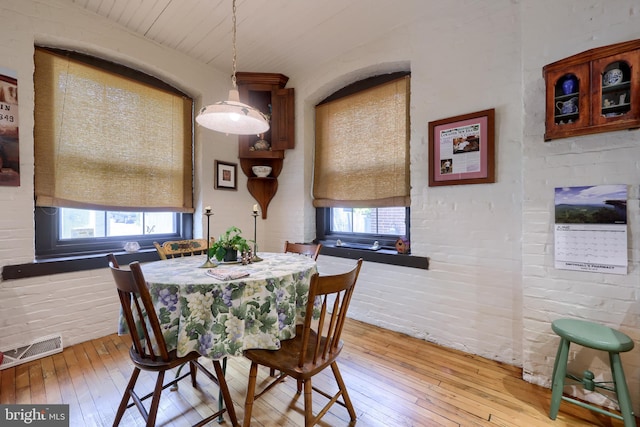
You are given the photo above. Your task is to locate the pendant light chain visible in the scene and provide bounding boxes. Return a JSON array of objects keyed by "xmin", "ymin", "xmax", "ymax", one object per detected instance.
[
  {"xmin": 231, "ymin": 0, "xmax": 238, "ymax": 89},
  {"xmin": 195, "ymin": 0, "xmax": 269, "ymax": 135}
]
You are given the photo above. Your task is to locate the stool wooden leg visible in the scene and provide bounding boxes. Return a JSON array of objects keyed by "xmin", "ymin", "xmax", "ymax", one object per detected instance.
[
  {"xmin": 609, "ymin": 352, "xmax": 635, "ymax": 427},
  {"xmin": 550, "ymin": 338, "xmax": 570, "ymax": 420}
]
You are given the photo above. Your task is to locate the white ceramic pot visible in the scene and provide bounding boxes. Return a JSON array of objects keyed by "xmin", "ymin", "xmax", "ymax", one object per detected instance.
[
  {"xmin": 124, "ymin": 241, "xmax": 140, "ymax": 252},
  {"xmin": 252, "ymin": 165, "xmax": 272, "ymax": 177}
]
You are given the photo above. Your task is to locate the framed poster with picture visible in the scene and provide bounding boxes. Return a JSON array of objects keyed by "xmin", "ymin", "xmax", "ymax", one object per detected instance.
[
  {"xmin": 428, "ymin": 108, "xmax": 495, "ymax": 187},
  {"xmin": 0, "ymin": 70, "xmax": 20, "ymax": 186},
  {"xmin": 214, "ymin": 160, "xmax": 237, "ymax": 190}
]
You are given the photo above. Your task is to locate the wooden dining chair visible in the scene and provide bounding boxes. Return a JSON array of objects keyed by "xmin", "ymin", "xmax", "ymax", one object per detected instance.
[
  {"xmin": 153, "ymin": 238, "xmax": 209, "ymax": 260},
  {"xmin": 283, "ymin": 240, "xmax": 322, "ymax": 260},
  {"xmin": 107, "ymin": 253, "xmax": 238, "ymax": 427},
  {"xmin": 270, "ymin": 241, "xmax": 323, "ymax": 376},
  {"xmin": 242, "ymin": 258, "xmax": 363, "ymax": 427}
]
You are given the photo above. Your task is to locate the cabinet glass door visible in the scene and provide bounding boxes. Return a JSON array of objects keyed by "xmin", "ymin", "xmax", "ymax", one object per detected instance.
[
  {"xmin": 544, "ymin": 64, "xmax": 589, "ymax": 140},
  {"xmin": 591, "ymin": 51, "xmax": 640, "ymax": 126},
  {"xmin": 553, "ymin": 73, "xmax": 580, "ymax": 124}
]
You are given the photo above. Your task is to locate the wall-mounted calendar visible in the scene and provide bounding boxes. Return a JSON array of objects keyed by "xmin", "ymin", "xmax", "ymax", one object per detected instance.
[{"xmin": 554, "ymin": 185, "xmax": 627, "ymax": 275}]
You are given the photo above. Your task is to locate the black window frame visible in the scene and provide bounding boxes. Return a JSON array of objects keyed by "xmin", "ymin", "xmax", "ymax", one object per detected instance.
[
  {"xmin": 35, "ymin": 208, "xmax": 193, "ymax": 260},
  {"xmin": 316, "ymin": 207, "xmax": 410, "ymax": 250},
  {"xmin": 315, "ymin": 207, "xmax": 428, "ymax": 269}
]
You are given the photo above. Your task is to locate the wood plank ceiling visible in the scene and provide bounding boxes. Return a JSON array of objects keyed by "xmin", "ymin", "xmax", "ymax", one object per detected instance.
[{"xmin": 57, "ymin": 0, "xmax": 432, "ymax": 78}]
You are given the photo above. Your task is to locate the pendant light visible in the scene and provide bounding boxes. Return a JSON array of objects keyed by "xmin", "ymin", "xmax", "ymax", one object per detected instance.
[{"xmin": 196, "ymin": 0, "xmax": 270, "ymax": 135}]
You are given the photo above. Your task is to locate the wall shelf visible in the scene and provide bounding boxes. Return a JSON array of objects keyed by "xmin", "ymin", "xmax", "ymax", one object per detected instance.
[{"xmin": 236, "ymin": 72, "xmax": 294, "ymax": 219}]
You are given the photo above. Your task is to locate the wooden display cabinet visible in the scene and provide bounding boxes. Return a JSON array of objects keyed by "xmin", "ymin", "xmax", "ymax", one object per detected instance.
[
  {"xmin": 544, "ymin": 39, "xmax": 640, "ymax": 141},
  {"xmin": 236, "ymin": 72, "xmax": 294, "ymax": 219}
]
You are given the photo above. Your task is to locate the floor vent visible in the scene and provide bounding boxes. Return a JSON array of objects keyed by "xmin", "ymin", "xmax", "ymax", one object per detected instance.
[{"xmin": 0, "ymin": 334, "xmax": 63, "ymax": 370}]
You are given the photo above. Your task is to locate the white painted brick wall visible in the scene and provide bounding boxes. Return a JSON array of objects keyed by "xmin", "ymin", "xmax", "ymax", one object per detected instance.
[
  {"xmin": 520, "ymin": 0, "xmax": 640, "ymax": 413},
  {"xmin": 1, "ymin": 0, "xmax": 640, "ymax": 415},
  {"xmin": 295, "ymin": 0, "xmax": 525, "ymax": 367},
  {"xmin": 0, "ymin": 0, "xmax": 234, "ymax": 349}
]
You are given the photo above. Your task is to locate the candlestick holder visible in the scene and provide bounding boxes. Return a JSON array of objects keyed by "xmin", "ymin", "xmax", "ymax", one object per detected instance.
[
  {"xmin": 251, "ymin": 211, "xmax": 263, "ymax": 262},
  {"xmin": 200, "ymin": 211, "xmax": 217, "ymax": 268}
]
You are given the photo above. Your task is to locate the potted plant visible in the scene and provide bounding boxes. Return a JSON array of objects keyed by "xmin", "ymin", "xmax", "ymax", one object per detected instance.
[{"xmin": 210, "ymin": 226, "xmax": 251, "ymax": 262}]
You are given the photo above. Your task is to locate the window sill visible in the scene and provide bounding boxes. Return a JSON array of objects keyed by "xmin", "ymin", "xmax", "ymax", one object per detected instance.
[
  {"xmin": 318, "ymin": 243, "xmax": 428, "ymax": 270},
  {"xmin": 2, "ymin": 245, "xmax": 430, "ymax": 280},
  {"xmin": 1, "ymin": 250, "xmax": 161, "ymax": 280}
]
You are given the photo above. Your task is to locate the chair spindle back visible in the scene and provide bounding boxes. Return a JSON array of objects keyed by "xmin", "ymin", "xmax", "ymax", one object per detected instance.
[
  {"xmin": 299, "ymin": 258, "xmax": 362, "ymax": 368},
  {"xmin": 108, "ymin": 255, "xmax": 170, "ymax": 363}
]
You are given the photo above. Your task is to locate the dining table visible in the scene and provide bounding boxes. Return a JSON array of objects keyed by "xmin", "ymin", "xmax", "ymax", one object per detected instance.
[{"xmin": 119, "ymin": 252, "xmax": 319, "ymax": 360}]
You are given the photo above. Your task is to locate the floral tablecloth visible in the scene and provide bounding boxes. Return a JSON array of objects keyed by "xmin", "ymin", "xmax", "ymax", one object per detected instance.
[{"xmin": 119, "ymin": 252, "xmax": 318, "ymax": 359}]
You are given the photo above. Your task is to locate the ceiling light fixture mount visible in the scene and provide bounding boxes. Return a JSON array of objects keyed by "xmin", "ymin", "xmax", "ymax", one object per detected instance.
[{"xmin": 196, "ymin": 0, "xmax": 270, "ymax": 136}]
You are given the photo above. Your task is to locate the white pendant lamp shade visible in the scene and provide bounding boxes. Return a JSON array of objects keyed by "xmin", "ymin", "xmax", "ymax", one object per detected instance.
[
  {"xmin": 196, "ymin": 89, "xmax": 269, "ymax": 135},
  {"xmin": 196, "ymin": 0, "xmax": 270, "ymax": 136}
]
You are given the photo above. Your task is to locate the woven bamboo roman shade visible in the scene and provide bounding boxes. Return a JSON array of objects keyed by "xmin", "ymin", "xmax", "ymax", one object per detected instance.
[
  {"xmin": 34, "ymin": 47, "xmax": 193, "ymax": 212},
  {"xmin": 313, "ymin": 76, "xmax": 410, "ymax": 208}
]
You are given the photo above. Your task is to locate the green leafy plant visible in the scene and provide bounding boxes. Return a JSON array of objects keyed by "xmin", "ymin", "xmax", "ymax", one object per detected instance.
[{"xmin": 210, "ymin": 226, "xmax": 251, "ymax": 261}]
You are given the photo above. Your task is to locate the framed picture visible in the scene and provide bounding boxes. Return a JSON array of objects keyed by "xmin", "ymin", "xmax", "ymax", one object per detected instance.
[
  {"xmin": 0, "ymin": 71, "xmax": 20, "ymax": 187},
  {"xmin": 214, "ymin": 160, "xmax": 237, "ymax": 190},
  {"xmin": 428, "ymin": 108, "xmax": 495, "ymax": 187}
]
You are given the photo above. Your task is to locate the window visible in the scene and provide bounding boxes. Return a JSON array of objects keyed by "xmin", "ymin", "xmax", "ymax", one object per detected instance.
[
  {"xmin": 33, "ymin": 47, "xmax": 193, "ymax": 260},
  {"xmin": 331, "ymin": 207, "xmax": 406, "ymax": 235},
  {"xmin": 35, "ymin": 207, "xmax": 189, "ymax": 259},
  {"xmin": 59, "ymin": 208, "xmax": 176, "ymax": 238},
  {"xmin": 314, "ymin": 72, "xmax": 411, "ymax": 252},
  {"xmin": 317, "ymin": 207, "xmax": 409, "ymax": 250}
]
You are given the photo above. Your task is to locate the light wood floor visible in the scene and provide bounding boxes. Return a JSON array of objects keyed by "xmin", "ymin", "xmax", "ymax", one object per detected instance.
[{"xmin": 0, "ymin": 318, "xmax": 631, "ymax": 426}]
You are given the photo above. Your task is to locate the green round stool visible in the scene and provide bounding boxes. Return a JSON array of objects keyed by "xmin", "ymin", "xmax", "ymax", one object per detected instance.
[{"xmin": 550, "ymin": 318, "xmax": 635, "ymax": 426}]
